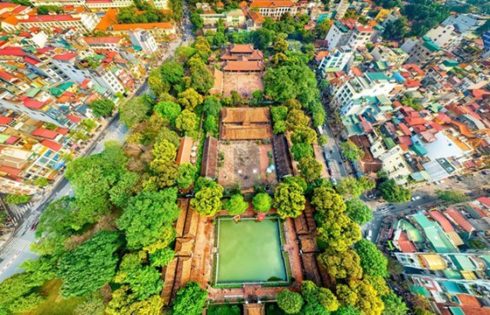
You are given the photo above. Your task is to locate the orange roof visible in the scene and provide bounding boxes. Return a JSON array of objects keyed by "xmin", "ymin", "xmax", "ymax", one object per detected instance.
[
  {"xmin": 457, "ymin": 294, "xmax": 481, "ymax": 307},
  {"xmin": 397, "ymin": 232, "xmax": 416, "ymax": 253},
  {"xmin": 429, "ymin": 210, "xmax": 454, "ymax": 232},
  {"xmin": 176, "ymin": 136, "xmax": 193, "ymax": 165},
  {"xmin": 230, "ymin": 44, "xmax": 254, "ymax": 54},
  {"xmin": 445, "ymin": 208, "xmax": 474, "ymax": 233},
  {"xmin": 95, "ymin": 8, "xmax": 117, "ymax": 31},
  {"xmin": 250, "ymin": 0, "xmax": 294, "ymax": 8},
  {"xmin": 248, "ymin": 10, "xmax": 264, "ymax": 24},
  {"xmin": 223, "ymin": 60, "xmax": 264, "ymax": 72},
  {"xmin": 112, "ymin": 21, "xmax": 173, "ymax": 31}
]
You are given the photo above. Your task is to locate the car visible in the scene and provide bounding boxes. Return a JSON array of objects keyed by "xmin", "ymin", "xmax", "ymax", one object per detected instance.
[{"xmin": 411, "ymin": 195, "xmax": 422, "ymax": 201}]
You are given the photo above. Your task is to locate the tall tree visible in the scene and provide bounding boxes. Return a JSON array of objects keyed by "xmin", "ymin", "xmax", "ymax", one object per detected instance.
[
  {"xmin": 354, "ymin": 240, "xmax": 388, "ymax": 277},
  {"xmin": 277, "ymin": 289, "xmax": 304, "ymax": 314},
  {"xmin": 273, "ymin": 179, "xmax": 306, "ymax": 219},
  {"xmin": 57, "ymin": 231, "xmax": 122, "ymax": 297},
  {"xmin": 191, "ymin": 179, "xmax": 224, "ymax": 217},
  {"xmin": 225, "ymin": 194, "xmax": 249, "ymax": 216},
  {"xmin": 172, "ymin": 282, "xmax": 208, "ymax": 315},
  {"xmin": 89, "ymin": 99, "xmax": 115, "ymax": 117},
  {"xmin": 117, "ymin": 189, "xmax": 179, "ymax": 250}
]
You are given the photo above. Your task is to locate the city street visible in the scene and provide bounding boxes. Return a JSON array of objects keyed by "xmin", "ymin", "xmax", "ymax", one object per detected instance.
[{"xmin": 319, "ymin": 123, "xmax": 348, "ymax": 182}]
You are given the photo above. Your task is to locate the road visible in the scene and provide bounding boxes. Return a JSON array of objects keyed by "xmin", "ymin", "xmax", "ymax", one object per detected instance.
[
  {"xmin": 319, "ymin": 123, "xmax": 348, "ymax": 182},
  {"xmin": 0, "ymin": 4, "xmax": 194, "ymax": 282}
]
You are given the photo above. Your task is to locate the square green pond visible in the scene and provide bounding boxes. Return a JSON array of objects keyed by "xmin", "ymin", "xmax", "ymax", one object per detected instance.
[{"xmin": 214, "ymin": 217, "xmax": 288, "ymax": 285}]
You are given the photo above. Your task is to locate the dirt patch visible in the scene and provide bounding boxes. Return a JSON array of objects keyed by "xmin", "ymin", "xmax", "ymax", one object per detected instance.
[
  {"xmin": 222, "ymin": 72, "xmax": 263, "ymax": 97},
  {"xmin": 217, "ymin": 141, "xmax": 276, "ymax": 190}
]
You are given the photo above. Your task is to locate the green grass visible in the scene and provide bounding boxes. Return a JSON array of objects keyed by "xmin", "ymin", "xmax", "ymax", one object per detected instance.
[{"xmin": 22, "ymin": 279, "xmax": 84, "ymax": 315}]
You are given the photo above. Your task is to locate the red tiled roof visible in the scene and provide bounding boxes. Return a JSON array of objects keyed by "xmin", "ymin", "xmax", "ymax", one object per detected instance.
[
  {"xmin": 405, "ymin": 117, "xmax": 426, "ymax": 127},
  {"xmin": 351, "ymin": 66, "xmax": 363, "ymax": 77},
  {"xmin": 230, "ymin": 44, "xmax": 254, "ymax": 54},
  {"xmin": 5, "ymin": 136, "xmax": 18, "ymax": 145},
  {"xmin": 32, "ymin": 128, "xmax": 58, "ymax": 139},
  {"xmin": 445, "ymin": 208, "xmax": 475, "ymax": 233},
  {"xmin": 404, "ymin": 79, "xmax": 421, "ymax": 88},
  {"xmin": 0, "ymin": 116, "xmax": 13, "ymax": 125},
  {"xmin": 429, "ymin": 210, "xmax": 454, "ymax": 232},
  {"xmin": 41, "ymin": 139, "xmax": 62, "ymax": 151},
  {"xmin": 24, "ymin": 14, "xmax": 78, "ymax": 23},
  {"xmin": 477, "ymin": 197, "xmax": 490, "ymax": 208},
  {"xmin": 0, "ymin": 70, "xmax": 15, "ymax": 82},
  {"xmin": 223, "ymin": 60, "xmax": 264, "ymax": 72},
  {"xmin": 397, "ymin": 232, "xmax": 416, "ymax": 253},
  {"xmin": 457, "ymin": 294, "xmax": 481, "ymax": 307},
  {"xmin": 399, "ymin": 123, "xmax": 411, "ymax": 136},
  {"xmin": 23, "ymin": 98, "xmax": 45, "ymax": 110},
  {"xmin": 112, "ymin": 21, "xmax": 174, "ymax": 31},
  {"xmin": 67, "ymin": 114, "xmax": 81, "ymax": 123},
  {"xmin": 53, "ymin": 52, "xmax": 77, "ymax": 61},
  {"xmin": 0, "ymin": 46, "xmax": 25, "ymax": 56},
  {"xmin": 55, "ymin": 127, "xmax": 69, "ymax": 135},
  {"xmin": 472, "ymin": 89, "xmax": 490, "ymax": 100},
  {"xmin": 0, "ymin": 165, "xmax": 22, "ymax": 178},
  {"xmin": 24, "ymin": 56, "xmax": 40, "ymax": 65}
]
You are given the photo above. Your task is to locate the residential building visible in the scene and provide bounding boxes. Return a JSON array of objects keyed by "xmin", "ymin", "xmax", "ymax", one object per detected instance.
[
  {"xmin": 405, "ymin": 36, "xmax": 442, "ymax": 65},
  {"xmin": 442, "ymin": 13, "xmax": 487, "ymax": 34},
  {"xmin": 2, "ymin": 13, "xmax": 100, "ymax": 33},
  {"xmin": 318, "ymin": 49, "xmax": 353, "ymax": 76},
  {"xmin": 200, "ymin": 9, "xmax": 246, "ymax": 31},
  {"xmin": 129, "ymin": 31, "xmax": 158, "ymax": 53},
  {"xmin": 249, "ymin": 0, "xmax": 297, "ymax": 18},
  {"xmin": 425, "ymin": 24, "xmax": 461, "ymax": 51},
  {"xmin": 333, "ymin": 0, "xmax": 349, "ymax": 19},
  {"xmin": 325, "ymin": 20, "xmax": 374, "ymax": 51},
  {"xmin": 371, "ymin": 46, "xmax": 408, "ymax": 68}
]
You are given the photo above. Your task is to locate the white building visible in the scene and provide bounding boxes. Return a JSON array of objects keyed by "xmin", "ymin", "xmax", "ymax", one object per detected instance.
[
  {"xmin": 130, "ymin": 31, "xmax": 158, "ymax": 53},
  {"xmin": 249, "ymin": 0, "xmax": 297, "ymax": 18},
  {"xmin": 442, "ymin": 13, "xmax": 487, "ymax": 34},
  {"xmin": 425, "ymin": 24, "xmax": 461, "ymax": 51},
  {"xmin": 326, "ymin": 21, "xmax": 374, "ymax": 51},
  {"xmin": 371, "ymin": 46, "xmax": 408, "ymax": 67},
  {"xmin": 346, "ymin": 25, "xmax": 374, "ymax": 50},
  {"xmin": 372, "ymin": 143, "xmax": 411, "ymax": 184},
  {"xmin": 325, "ymin": 20, "xmax": 351, "ymax": 50},
  {"xmin": 200, "ymin": 9, "xmax": 246, "ymax": 30},
  {"xmin": 2, "ymin": 13, "xmax": 100, "ymax": 33},
  {"xmin": 331, "ymin": 72, "xmax": 397, "ymax": 116},
  {"xmin": 405, "ymin": 36, "xmax": 441, "ymax": 65},
  {"xmin": 318, "ymin": 49, "xmax": 353, "ymax": 76},
  {"xmin": 334, "ymin": 0, "xmax": 349, "ymax": 19}
]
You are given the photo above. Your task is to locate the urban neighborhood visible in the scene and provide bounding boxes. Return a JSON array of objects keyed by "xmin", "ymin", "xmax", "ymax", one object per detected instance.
[{"xmin": 0, "ymin": 0, "xmax": 488, "ymax": 314}]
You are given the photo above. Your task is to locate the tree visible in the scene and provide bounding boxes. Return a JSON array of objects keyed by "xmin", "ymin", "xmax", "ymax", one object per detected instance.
[
  {"xmin": 204, "ymin": 115, "xmax": 218, "ymax": 136},
  {"xmin": 291, "ymin": 142, "xmax": 313, "ymax": 161},
  {"xmin": 113, "ymin": 253, "xmax": 162, "ymax": 301},
  {"xmin": 273, "ymin": 179, "xmax": 305, "ymax": 219},
  {"xmin": 378, "ymin": 179, "xmax": 411, "ymax": 203},
  {"xmin": 382, "ymin": 292, "xmax": 408, "ymax": 315},
  {"xmin": 190, "ymin": 11, "xmax": 204, "ymax": 30},
  {"xmin": 277, "ymin": 289, "xmax": 304, "ymax": 314},
  {"xmin": 106, "ymin": 286, "xmax": 163, "ymax": 315},
  {"xmin": 354, "ymin": 239, "xmax": 388, "ymax": 277},
  {"xmin": 177, "ymin": 163, "xmax": 196, "ymax": 189},
  {"xmin": 120, "ymin": 96, "xmax": 151, "ymax": 128},
  {"xmin": 382, "ymin": 17, "xmax": 409, "ymax": 40},
  {"xmin": 33, "ymin": 177, "xmax": 49, "ymax": 187},
  {"xmin": 298, "ymin": 156, "xmax": 322, "ymax": 182},
  {"xmin": 117, "ymin": 189, "xmax": 179, "ymax": 250},
  {"xmin": 436, "ymin": 190, "xmax": 469, "ymax": 203},
  {"xmin": 311, "ymin": 185, "xmax": 346, "ymax": 221},
  {"xmin": 317, "ymin": 214, "xmax": 361, "ymax": 252},
  {"xmin": 57, "ymin": 231, "xmax": 121, "ymax": 297},
  {"xmin": 5, "ymin": 194, "xmax": 31, "ymax": 205},
  {"xmin": 178, "ymin": 88, "xmax": 203, "ymax": 111},
  {"xmin": 74, "ymin": 293, "xmax": 105, "ymax": 315},
  {"xmin": 89, "ymin": 99, "xmax": 115, "ymax": 117},
  {"xmin": 271, "ymin": 105, "xmax": 288, "ymax": 123},
  {"xmin": 172, "ymin": 282, "xmax": 208, "ymax": 315},
  {"xmin": 225, "ymin": 194, "xmax": 248, "ymax": 216},
  {"xmin": 191, "ymin": 179, "xmax": 224, "ymax": 217},
  {"xmin": 188, "ymin": 56, "xmax": 213, "ymax": 93},
  {"xmin": 318, "ymin": 249, "xmax": 363, "ymax": 280},
  {"xmin": 301, "ymin": 280, "xmax": 339, "ymax": 314},
  {"xmin": 149, "ymin": 68, "xmax": 168, "ymax": 95},
  {"xmin": 202, "ymin": 96, "xmax": 222, "ymax": 117},
  {"xmin": 154, "ymin": 101, "xmax": 181, "ymax": 126},
  {"xmin": 291, "ymin": 126, "xmax": 316, "ymax": 144},
  {"xmin": 252, "ymin": 193, "xmax": 272, "ymax": 213},
  {"xmin": 150, "ymin": 248, "xmax": 175, "ymax": 267},
  {"xmin": 334, "ymin": 306, "xmax": 361, "ymax": 315},
  {"xmin": 345, "ymin": 198, "xmax": 373, "ymax": 225},
  {"xmin": 251, "ymin": 28, "xmax": 273, "ymax": 51},
  {"xmin": 286, "ymin": 109, "xmax": 310, "ymax": 131},
  {"xmin": 161, "ymin": 60, "xmax": 184, "ymax": 88},
  {"xmin": 340, "ymin": 140, "xmax": 364, "ymax": 161},
  {"xmin": 175, "ymin": 109, "xmax": 199, "ymax": 137},
  {"xmin": 336, "ymin": 176, "xmax": 375, "ymax": 198}
]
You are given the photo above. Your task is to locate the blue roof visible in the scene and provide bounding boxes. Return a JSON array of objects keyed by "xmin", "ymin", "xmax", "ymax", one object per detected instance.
[{"xmin": 392, "ymin": 72, "xmax": 406, "ymax": 83}]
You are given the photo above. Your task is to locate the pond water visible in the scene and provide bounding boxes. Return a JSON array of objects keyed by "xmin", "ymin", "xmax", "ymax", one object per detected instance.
[{"xmin": 215, "ymin": 217, "xmax": 287, "ymax": 285}]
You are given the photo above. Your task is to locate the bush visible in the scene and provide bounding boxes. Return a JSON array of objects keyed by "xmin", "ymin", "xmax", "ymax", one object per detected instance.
[
  {"xmin": 276, "ymin": 289, "xmax": 304, "ymax": 314},
  {"xmin": 5, "ymin": 194, "xmax": 32, "ymax": 205}
]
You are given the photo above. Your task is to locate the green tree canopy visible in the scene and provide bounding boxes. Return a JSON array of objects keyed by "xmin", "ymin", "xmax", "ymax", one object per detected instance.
[
  {"xmin": 311, "ymin": 185, "xmax": 346, "ymax": 222},
  {"xmin": 298, "ymin": 156, "xmax": 322, "ymax": 183},
  {"xmin": 225, "ymin": 194, "xmax": 249, "ymax": 215},
  {"xmin": 277, "ymin": 289, "xmax": 304, "ymax": 314},
  {"xmin": 89, "ymin": 99, "xmax": 115, "ymax": 117},
  {"xmin": 382, "ymin": 292, "xmax": 408, "ymax": 315},
  {"xmin": 301, "ymin": 280, "xmax": 339, "ymax": 314},
  {"xmin": 291, "ymin": 142, "xmax": 314, "ymax": 161},
  {"xmin": 117, "ymin": 189, "xmax": 179, "ymax": 250},
  {"xmin": 317, "ymin": 214, "xmax": 361, "ymax": 252},
  {"xmin": 154, "ymin": 101, "xmax": 181, "ymax": 126},
  {"xmin": 191, "ymin": 179, "xmax": 224, "ymax": 217},
  {"xmin": 172, "ymin": 282, "xmax": 208, "ymax": 315},
  {"xmin": 177, "ymin": 163, "xmax": 197, "ymax": 189},
  {"xmin": 378, "ymin": 179, "xmax": 411, "ymax": 203},
  {"xmin": 57, "ymin": 231, "xmax": 122, "ymax": 297},
  {"xmin": 273, "ymin": 179, "xmax": 306, "ymax": 219},
  {"xmin": 354, "ymin": 239, "xmax": 388, "ymax": 277},
  {"xmin": 345, "ymin": 198, "xmax": 373, "ymax": 225},
  {"xmin": 340, "ymin": 140, "xmax": 364, "ymax": 161},
  {"xmin": 252, "ymin": 192, "xmax": 272, "ymax": 213},
  {"xmin": 318, "ymin": 249, "xmax": 363, "ymax": 280},
  {"xmin": 175, "ymin": 109, "xmax": 199, "ymax": 138},
  {"xmin": 178, "ymin": 88, "xmax": 203, "ymax": 111},
  {"xmin": 336, "ymin": 176, "xmax": 375, "ymax": 198},
  {"xmin": 120, "ymin": 96, "xmax": 151, "ymax": 128}
]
